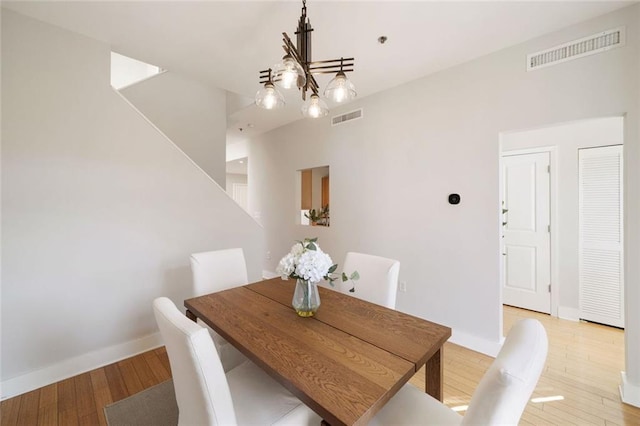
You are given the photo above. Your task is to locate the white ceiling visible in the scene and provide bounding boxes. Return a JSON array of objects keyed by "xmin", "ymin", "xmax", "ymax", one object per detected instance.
[
  {"xmin": 3, "ymin": 0, "xmax": 634, "ymax": 143},
  {"xmin": 227, "ymin": 157, "xmax": 248, "ymax": 175}
]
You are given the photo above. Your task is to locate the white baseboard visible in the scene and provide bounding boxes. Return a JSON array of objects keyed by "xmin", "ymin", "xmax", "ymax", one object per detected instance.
[
  {"xmin": 262, "ymin": 270, "xmax": 278, "ymax": 279},
  {"xmin": 449, "ymin": 329, "xmax": 503, "ymax": 358},
  {"xmin": 1, "ymin": 332, "xmax": 163, "ymax": 400},
  {"xmin": 620, "ymin": 372, "xmax": 640, "ymax": 408},
  {"xmin": 557, "ymin": 306, "xmax": 580, "ymax": 322}
]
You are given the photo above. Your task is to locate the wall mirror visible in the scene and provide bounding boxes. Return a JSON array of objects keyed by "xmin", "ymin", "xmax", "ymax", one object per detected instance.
[{"xmin": 299, "ymin": 166, "xmax": 329, "ymax": 227}]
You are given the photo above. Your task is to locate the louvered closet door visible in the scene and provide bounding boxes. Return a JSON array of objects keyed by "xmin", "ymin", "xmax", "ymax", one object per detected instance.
[{"xmin": 579, "ymin": 145, "xmax": 624, "ymax": 328}]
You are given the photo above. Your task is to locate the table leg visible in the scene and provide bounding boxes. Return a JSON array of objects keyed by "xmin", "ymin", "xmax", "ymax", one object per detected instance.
[
  {"xmin": 425, "ymin": 348, "xmax": 443, "ymax": 401},
  {"xmin": 186, "ymin": 309, "xmax": 197, "ymax": 322}
]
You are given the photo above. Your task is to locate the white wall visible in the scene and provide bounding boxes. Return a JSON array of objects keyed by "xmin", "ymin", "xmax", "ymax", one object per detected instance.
[
  {"xmin": 1, "ymin": 10, "xmax": 264, "ymax": 398},
  {"xmin": 502, "ymin": 117, "xmax": 624, "ymax": 320},
  {"xmin": 120, "ymin": 71, "xmax": 227, "ymax": 187},
  {"xmin": 227, "ymin": 139, "xmax": 249, "ymax": 162},
  {"xmin": 249, "ymin": 5, "xmax": 639, "ymax": 361}
]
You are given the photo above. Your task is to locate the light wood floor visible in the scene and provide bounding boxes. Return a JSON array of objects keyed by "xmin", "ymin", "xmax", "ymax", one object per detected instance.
[
  {"xmin": 410, "ymin": 306, "xmax": 640, "ymax": 425},
  {"xmin": 2, "ymin": 306, "xmax": 640, "ymax": 425}
]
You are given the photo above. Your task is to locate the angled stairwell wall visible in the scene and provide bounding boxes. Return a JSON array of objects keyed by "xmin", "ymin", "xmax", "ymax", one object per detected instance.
[
  {"xmin": 1, "ymin": 9, "xmax": 263, "ymax": 398},
  {"xmin": 120, "ymin": 72, "xmax": 227, "ymax": 187}
]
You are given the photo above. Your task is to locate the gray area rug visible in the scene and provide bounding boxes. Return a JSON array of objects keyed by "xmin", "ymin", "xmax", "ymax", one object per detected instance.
[{"xmin": 104, "ymin": 379, "xmax": 178, "ymax": 426}]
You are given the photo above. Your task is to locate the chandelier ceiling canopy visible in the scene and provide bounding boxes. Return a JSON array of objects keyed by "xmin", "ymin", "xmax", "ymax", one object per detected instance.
[{"xmin": 255, "ymin": 0, "xmax": 357, "ymax": 118}]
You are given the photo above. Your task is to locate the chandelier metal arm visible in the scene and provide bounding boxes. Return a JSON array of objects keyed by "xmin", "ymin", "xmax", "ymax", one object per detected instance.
[
  {"xmin": 309, "ymin": 57, "xmax": 354, "ymax": 65},
  {"xmin": 309, "ymin": 65, "xmax": 354, "ymax": 73},
  {"xmin": 283, "ymin": 33, "xmax": 305, "ymax": 65},
  {"xmin": 258, "ymin": 69, "xmax": 273, "ymax": 84}
]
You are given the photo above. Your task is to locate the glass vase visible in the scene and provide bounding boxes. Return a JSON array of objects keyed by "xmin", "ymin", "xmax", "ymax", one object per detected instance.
[{"xmin": 292, "ymin": 279, "xmax": 321, "ymax": 317}]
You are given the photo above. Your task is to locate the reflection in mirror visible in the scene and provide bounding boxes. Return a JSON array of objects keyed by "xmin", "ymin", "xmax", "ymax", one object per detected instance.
[{"xmin": 299, "ymin": 166, "xmax": 329, "ymax": 227}]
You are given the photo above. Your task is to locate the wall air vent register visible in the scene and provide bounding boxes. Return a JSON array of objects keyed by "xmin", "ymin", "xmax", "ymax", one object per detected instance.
[
  {"xmin": 527, "ymin": 27, "xmax": 625, "ymax": 71},
  {"xmin": 332, "ymin": 109, "xmax": 363, "ymax": 127}
]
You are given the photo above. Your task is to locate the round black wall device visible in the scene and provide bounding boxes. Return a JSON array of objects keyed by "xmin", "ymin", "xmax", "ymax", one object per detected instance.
[{"xmin": 448, "ymin": 193, "xmax": 461, "ymax": 205}]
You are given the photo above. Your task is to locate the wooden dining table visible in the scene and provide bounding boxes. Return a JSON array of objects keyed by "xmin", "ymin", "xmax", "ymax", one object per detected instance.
[{"xmin": 184, "ymin": 277, "xmax": 451, "ymax": 426}]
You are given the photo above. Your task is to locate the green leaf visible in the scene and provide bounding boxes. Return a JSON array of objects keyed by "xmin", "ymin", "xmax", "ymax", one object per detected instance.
[
  {"xmin": 308, "ymin": 237, "xmax": 318, "ymax": 243},
  {"xmin": 328, "ymin": 264, "xmax": 337, "ymax": 273},
  {"xmin": 307, "ymin": 242, "xmax": 317, "ymax": 251},
  {"xmin": 350, "ymin": 271, "xmax": 360, "ymax": 281},
  {"xmin": 341, "ymin": 272, "xmax": 348, "ymax": 281}
]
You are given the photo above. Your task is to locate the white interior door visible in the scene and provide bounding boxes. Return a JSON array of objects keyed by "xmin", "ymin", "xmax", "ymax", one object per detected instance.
[
  {"xmin": 579, "ymin": 145, "xmax": 624, "ymax": 328},
  {"xmin": 502, "ymin": 151, "xmax": 551, "ymax": 314}
]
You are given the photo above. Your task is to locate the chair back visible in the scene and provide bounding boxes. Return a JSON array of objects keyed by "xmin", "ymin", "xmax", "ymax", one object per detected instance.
[
  {"xmin": 190, "ymin": 248, "xmax": 248, "ymax": 296},
  {"xmin": 462, "ymin": 318, "xmax": 548, "ymax": 425},
  {"xmin": 190, "ymin": 248, "xmax": 249, "ymax": 372},
  {"xmin": 342, "ymin": 252, "xmax": 400, "ymax": 308},
  {"xmin": 153, "ymin": 297, "xmax": 237, "ymax": 426}
]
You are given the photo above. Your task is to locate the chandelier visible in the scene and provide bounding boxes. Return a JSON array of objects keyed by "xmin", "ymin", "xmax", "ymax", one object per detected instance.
[{"xmin": 255, "ymin": 0, "xmax": 356, "ymax": 118}]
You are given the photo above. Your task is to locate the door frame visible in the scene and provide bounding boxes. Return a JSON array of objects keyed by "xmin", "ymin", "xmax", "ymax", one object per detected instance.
[{"xmin": 499, "ymin": 145, "xmax": 558, "ymax": 318}]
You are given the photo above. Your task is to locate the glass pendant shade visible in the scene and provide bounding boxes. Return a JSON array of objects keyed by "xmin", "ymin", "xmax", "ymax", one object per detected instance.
[
  {"xmin": 273, "ymin": 55, "xmax": 306, "ymax": 90},
  {"xmin": 324, "ymin": 71, "xmax": 357, "ymax": 103},
  {"xmin": 301, "ymin": 94, "xmax": 329, "ymax": 118},
  {"xmin": 255, "ymin": 82, "xmax": 285, "ymax": 110}
]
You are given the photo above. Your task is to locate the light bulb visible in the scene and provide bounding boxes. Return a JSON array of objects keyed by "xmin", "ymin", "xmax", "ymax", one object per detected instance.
[
  {"xmin": 324, "ymin": 71, "xmax": 357, "ymax": 103},
  {"xmin": 274, "ymin": 55, "xmax": 306, "ymax": 90},
  {"xmin": 308, "ymin": 104, "xmax": 320, "ymax": 118},
  {"xmin": 334, "ymin": 86, "xmax": 346, "ymax": 103},
  {"xmin": 263, "ymin": 88, "xmax": 277, "ymax": 109},
  {"xmin": 255, "ymin": 82, "xmax": 285, "ymax": 110},
  {"xmin": 279, "ymin": 59, "xmax": 298, "ymax": 89},
  {"xmin": 301, "ymin": 94, "xmax": 329, "ymax": 118}
]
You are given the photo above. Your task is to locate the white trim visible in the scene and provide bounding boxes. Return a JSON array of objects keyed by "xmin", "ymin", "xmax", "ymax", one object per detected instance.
[
  {"xmin": 449, "ymin": 329, "xmax": 503, "ymax": 358},
  {"xmin": 620, "ymin": 372, "xmax": 640, "ymax": 408},
  {"xmin": 262, "ymin": 270, "xmax": 278, "ymax": 279},
  {"xmin": 0, "ymin": 332, "xmax": 163, "ymax": 400},
  {"xmin": 557, "ymin": 306, "xmax": 581, "ymax": 322}
]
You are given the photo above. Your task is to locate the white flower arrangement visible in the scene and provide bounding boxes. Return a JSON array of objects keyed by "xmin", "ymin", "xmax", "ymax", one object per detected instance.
[
  {"xmin": 277, "ymin": 238, "xmax": 337, "ymax": 284},
  {"xmin": 277, "ymin": 238, "xmax": 360, "ymax": 292}
]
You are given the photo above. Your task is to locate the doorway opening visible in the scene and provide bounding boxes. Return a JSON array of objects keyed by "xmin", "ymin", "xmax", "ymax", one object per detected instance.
[
  {"xmin": 226, "ymin": 157, "xmax": 248, "ymax": 212},
  {"xmin": 499, "ymin": 117, "xmax": 624, "ymax": 326}
]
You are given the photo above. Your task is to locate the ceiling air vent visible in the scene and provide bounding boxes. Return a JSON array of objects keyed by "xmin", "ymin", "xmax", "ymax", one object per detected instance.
[
  {"xmin": 527, "ymin": 27, "xmax": 625, "ymax": 71},
  {"xmin": 332, "ymin": 109, "xmax": 363, "ymax": 126}
]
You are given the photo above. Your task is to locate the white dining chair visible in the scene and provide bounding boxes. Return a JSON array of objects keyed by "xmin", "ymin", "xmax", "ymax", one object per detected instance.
[
  {"xmin": 369, "ymin": 318, "xmax": 548, "ymax": 426},
  {"xmin": 190, "ymin": 248, "xmax": 249, "ymax": 372},
  {"xmin": 191, "ymin": 248, "xmax": 249, "ymax": 295},
  {"xmin": 191, "ymin": 248, "xmax": 248, "ymax": 371},
  {"xmin": 153, "ymin": 297, "xmax": 321, "ymax": 426},
  {"xmin": 341, "ymin": 251, "xmax": 400, "ymax": 309}
]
